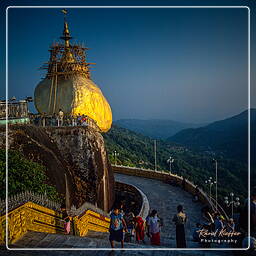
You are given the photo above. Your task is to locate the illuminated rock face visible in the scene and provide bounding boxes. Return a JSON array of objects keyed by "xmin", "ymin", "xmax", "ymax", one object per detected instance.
[{"xmin": 34, "ymin": 76, "xmax": 112, "ymax": 132}]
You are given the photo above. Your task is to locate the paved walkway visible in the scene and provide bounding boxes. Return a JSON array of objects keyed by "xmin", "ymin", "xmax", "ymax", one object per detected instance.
[{"xmin": 115, "ymin": 173, "xmax": 204, "ymax": 247}]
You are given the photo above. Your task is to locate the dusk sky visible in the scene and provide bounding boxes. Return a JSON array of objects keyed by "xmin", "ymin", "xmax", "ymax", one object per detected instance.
[{"xmin": 1, "ymin": 0, "xmax": 255, "ymax": 123}]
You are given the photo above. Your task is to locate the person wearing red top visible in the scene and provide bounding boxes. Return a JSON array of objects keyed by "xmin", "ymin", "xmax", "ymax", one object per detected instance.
[{"xmin": 134, "ymin": 216, "xmax": 145, "ymax": 244}]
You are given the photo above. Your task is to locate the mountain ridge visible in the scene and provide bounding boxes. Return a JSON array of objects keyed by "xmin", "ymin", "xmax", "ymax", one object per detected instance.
[
  {"xmin": 113, "ymin": 119, "xmax": 206, "ymax": 139},
  {"xmin": 167, "ymin": 109, "xmax": 255, "ymax": 163}
]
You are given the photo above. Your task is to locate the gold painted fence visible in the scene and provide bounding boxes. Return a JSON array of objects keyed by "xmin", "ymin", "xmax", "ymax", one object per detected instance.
[{"xmin": 0, "ymin": 202, "xmax": 110, "ymax": 245}]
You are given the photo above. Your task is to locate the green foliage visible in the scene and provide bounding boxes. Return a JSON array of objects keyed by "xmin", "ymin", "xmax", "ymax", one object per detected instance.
[
  {"xmin": 0, "ymin": 149, "xmax": 60, "ymax": 201},
  {"xmin": 168, "ymin": 109, "xmax": 256, "ymax": 164},
  {"xmin": 104, "ymin": 125, "xmax": 249, "ymax": 204}
]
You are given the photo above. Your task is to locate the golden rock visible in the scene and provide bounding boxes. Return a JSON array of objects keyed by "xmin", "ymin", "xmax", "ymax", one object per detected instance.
[
  {"xmin": 34, "ymin": 13, "xmax": 112, "ymax": 132},
  {"xmin": 34, "ymin": 76, "xmax": 112, "ymax": 132}
]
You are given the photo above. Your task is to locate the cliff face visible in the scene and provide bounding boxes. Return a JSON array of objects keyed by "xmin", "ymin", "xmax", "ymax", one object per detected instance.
[{"xmin": 0, "ymin": 125, "xmax": 115, "ymax": 211}]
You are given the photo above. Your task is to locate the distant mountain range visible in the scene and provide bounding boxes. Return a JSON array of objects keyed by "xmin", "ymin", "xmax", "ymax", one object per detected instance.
[
  {"xmin": 167, "ymin": 109, "xmax": 256, "ymax": 163},
  {"xmin": 103, "ymin": 124, "xmax": 250, "ymax": 201},
  {"xmin": 105, "ymin": 109, "xmax": 255, "ymax": 201},
  {"xmin": 113, "ymin": 119, "xmax": 205, "ymax": 139}
]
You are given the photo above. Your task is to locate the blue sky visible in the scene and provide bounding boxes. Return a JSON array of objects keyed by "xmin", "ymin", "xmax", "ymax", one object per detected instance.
[{"xmin": 0, "ymin": 0, "xmax": 255, "ymax": 123}]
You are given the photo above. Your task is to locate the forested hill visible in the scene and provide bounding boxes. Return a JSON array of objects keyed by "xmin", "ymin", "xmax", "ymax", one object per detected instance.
[
  {"xmin": 167, "ymin": 109, "xmax": 256, "ymax": 163},
  {"xmin": 103, "ymin": 125, "xmax": 249, "ymax": 201}
]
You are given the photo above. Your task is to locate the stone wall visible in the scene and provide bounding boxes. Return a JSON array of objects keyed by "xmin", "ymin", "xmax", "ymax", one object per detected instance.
[
  {"xmin": 112, "ymin": 165, "xmax": 210, "ymax": 206},
  {"xmin": 112, "ymin": 165, "xmax": 229, "ymax": 220}
]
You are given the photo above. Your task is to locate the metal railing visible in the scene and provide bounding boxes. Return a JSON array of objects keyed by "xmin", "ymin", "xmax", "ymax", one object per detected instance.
[
  {"xmin": 28, "ymin": 114, "xmax": 100, "ymax": 131},
  {"xmin": 0, "ymin": 191, "xmax": 61, "ymax": 215},
  {"xmin": 68, "ymin": 201, "xmax": 109, "ymax": 218}
]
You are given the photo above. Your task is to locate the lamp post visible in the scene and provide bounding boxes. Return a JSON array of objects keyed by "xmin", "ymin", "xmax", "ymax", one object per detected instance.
[
  {"xmin": 224, "ymin": 193, "xmax": 240, "ymax": 218},
  {"xmin": 167, "ymin": 156, "xmax": 174, "ymax": 173},
  {"xmin": 113, "ymin": 150, "xmax": 119, "ymax": 166},
  {"xmin": 205, "ymin": 177, "xmax": 215, "ymax": 205},
  {"xmin": 154, "ymin": 140, "xmax": 157, "ymax": 171},
  {"xmin": 213, "ymin": 159, "xmax": 218, "ymax": 211}
]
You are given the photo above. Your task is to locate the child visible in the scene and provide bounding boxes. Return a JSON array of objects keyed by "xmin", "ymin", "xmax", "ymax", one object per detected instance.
[{"xmin": 109, "ymin": 206, "xmax": 128, "ymax": 248}]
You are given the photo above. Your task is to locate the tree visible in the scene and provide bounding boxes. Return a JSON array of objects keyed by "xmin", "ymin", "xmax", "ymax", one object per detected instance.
[{"xmin": 0, "ymin": 149, "xmax": 60, "ymax": 201}]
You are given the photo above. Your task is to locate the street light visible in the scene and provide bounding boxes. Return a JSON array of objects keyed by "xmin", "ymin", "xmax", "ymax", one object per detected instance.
[
  {"xmin": 113, "ymin": 150, "xmax": 119, "ymax": 166},
  {"xmin": 154, "ymin": 140, "xmax": 157, "ymax": 171},
  {"xmin": 205, "ymin": 177, "xmax": 216, "ymax": 206},
  {"xmin": 167, "ymin": 156, "xmax": 174, "ymax": 173},
  {"xmin": 213, "ymin": 159, "xmax": 218, "ymax": 211},
  {"xmin": 224, "ymin": 193, "xmax": 240, "ymax": 218}
]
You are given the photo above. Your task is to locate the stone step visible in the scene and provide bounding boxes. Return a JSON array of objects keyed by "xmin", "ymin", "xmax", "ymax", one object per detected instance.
[
  {"xmin": 0, "ymin": 245, "xmax": 233, "ymax": 256},
  {"xmin": 11, "ymin": 230, "xmax": 235, "ymax": 255}
]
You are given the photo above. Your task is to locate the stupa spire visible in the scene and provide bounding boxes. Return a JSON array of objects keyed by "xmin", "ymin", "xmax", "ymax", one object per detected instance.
[
  {"xmin": 60, "ymin": 9, "xmax": 72, "ymax": 48},
  {"xmin": 60, "ymin": 9, "xmax": 74, "ymax": 63}
]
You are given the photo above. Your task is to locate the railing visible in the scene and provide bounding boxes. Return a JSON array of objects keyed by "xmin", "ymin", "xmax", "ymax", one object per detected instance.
[
  {"xmin": 68, "ymin": 201, "xmax": 109, "ymax": 218},
  {"xmin": 209, "ymin": 196, "xmax": 229, "ymax": 220},
  {"xmin": 28, "ymin": 114, "xmax": 100, "ymax": 132},
  {"xmin": 2, "ymin": 113, "xmax": 101, "ymax": 131},
  {"xmin": 0, "ymin": 191, "xmax": 61, "ymax": 215},
  {"xmin": 0, "ymin": 100, "xmax": 29, "ymax": 120}
]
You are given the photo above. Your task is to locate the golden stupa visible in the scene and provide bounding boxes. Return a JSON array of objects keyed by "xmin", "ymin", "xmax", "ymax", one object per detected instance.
[{"xmin": 34, "ymin": 10, "xmax": 112, "ymax": 132}]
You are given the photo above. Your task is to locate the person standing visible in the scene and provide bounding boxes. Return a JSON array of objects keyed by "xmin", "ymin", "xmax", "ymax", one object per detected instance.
[
  {"xmin": 214, "ymin": 212, "xmax": 224, "ymax": 232},
  {"xmin": 124, "ymin": 211, "xmax": 135, "ymax": 242},
  {"xmin": 109, "ymin": 206, "xmax": 128, "ymax": 248},
  {"xmin": 58, "ymin": 109, "xmax": 64, "ymax": 126},
  {"xmin": 61, "ymin": 206, "xmax": 71, "ymax": 235},
  {"xmin": 148, "ymin": 209, "xmax": 161, "ymax": 246},
  {"xmin": 134, "ymin": 215, "xmax": 145, "ymax": 244},
  {"xmin": 173, "ymin": 205, "xmax": 187, "ymax": 248},
  {"xmin": 226, "ymin": 218, "xmax": 235, "ymax": 232},
  {"xmin": 145, "ymin": 210, "xmax": 152, "ymax": 239}
]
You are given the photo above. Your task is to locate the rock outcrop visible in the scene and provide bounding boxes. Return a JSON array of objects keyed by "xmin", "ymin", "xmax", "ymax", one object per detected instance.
[{"xmin": 0, "ymin": 125, "xmax": 115, "ymax": 211}]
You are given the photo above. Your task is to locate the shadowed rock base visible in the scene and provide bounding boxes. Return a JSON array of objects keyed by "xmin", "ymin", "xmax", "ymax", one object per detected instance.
[{"xmin": 0, "ymin": 125, "xmax": 115, "ymax": 211}]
